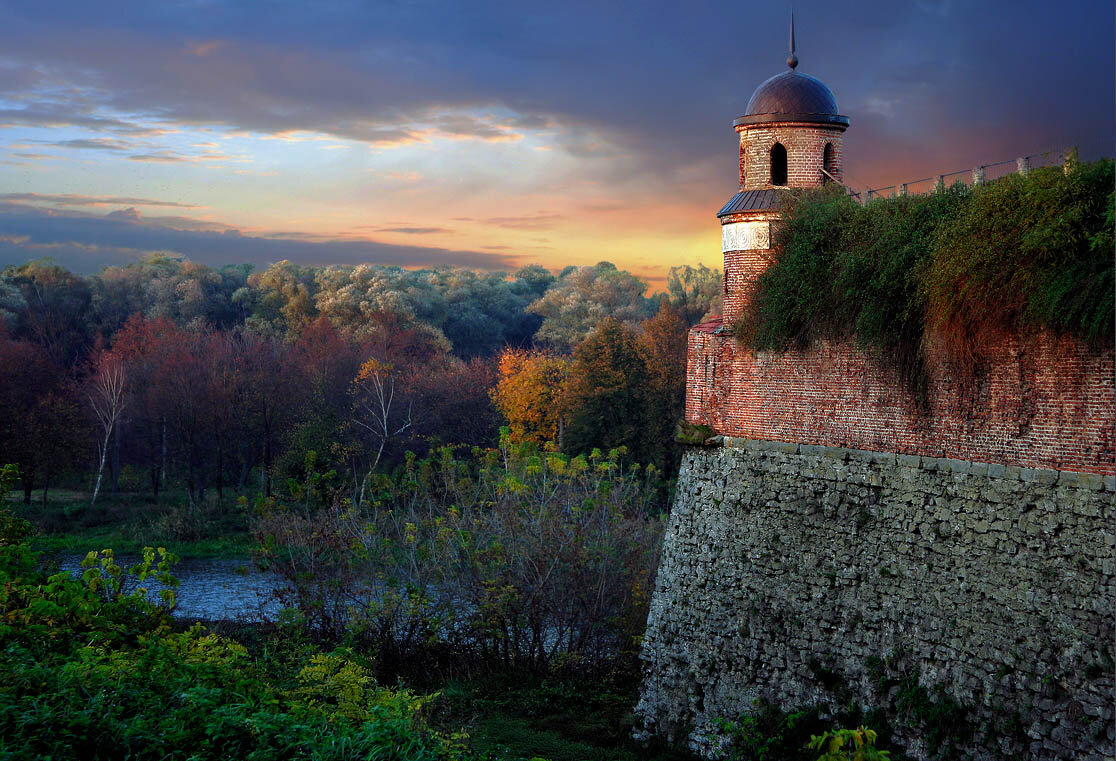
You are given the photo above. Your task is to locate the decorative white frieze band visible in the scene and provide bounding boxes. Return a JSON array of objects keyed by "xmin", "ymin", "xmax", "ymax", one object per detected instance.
[{"xmin": 721, "ymin": 220, "xmax": 771, "ymax": 252}]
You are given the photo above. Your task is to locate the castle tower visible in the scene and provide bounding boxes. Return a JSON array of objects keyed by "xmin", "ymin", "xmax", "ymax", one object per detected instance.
[{"xmin": 717, "ymin": 17, "xmax": 849, "ymax": 324}]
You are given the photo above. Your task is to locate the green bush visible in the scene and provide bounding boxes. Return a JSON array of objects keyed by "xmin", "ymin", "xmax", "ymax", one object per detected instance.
[
  {"xmin": 712, "ymin": 700, "xmax": 825, "ymax": 761},
  {"xmin": 925, "ymin": 158, "xmax": 1114, "ymax": 358},
  {"xmin": 736, "ymin": 159, "xmax": 1114, "ymax": 390},
  {"xmin": 809, "ymin": 727, "xmax": 891, "ymax": 761},
  {"xmin": 0, "ymin": 538, "xmax": 474, "ymax": 760}
]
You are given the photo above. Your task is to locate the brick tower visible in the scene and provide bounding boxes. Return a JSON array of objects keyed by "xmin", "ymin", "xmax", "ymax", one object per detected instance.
[{"xmin": 717, "ymin": 17, "xmax": 849, "ymax": 324}]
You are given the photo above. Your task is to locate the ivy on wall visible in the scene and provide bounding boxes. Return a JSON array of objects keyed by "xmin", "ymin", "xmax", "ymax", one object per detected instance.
[{"xmin": 734, "ymin": 158, "xmax": 1114, "ymax": 393}]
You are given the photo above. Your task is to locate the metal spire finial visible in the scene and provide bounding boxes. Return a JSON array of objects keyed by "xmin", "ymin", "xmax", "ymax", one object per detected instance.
[{"xmin": 787, "ymin": 10, "xmax": 798, "ymax": 70}]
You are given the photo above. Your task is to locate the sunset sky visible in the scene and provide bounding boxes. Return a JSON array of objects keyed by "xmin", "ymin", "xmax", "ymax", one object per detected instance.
[{"xmin": 0, "ymin": 0, "xmax": 1112, "ymax": 291}]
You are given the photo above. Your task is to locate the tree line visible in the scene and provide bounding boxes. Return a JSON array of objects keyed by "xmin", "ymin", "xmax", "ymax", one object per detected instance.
[{"xmin": 0, "ymin": 254, "xmax": 721, "ymax": 504}]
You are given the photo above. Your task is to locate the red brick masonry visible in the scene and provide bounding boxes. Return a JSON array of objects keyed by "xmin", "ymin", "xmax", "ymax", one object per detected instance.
[{"xmin": 686, "ymin": 318, "xmax": 1115, "ymax": 475}]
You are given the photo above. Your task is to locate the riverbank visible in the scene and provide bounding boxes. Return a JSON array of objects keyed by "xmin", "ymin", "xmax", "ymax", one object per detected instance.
[
  {"xmin": 8, "ymin": 486, "xmax": 255, "ymax": 559},
  {"xmin": 34, "ymin": 530, "xmax": 254, "ymax": 559}
]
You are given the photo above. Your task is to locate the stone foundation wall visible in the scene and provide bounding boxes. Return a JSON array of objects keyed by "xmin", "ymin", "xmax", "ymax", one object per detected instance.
[{"xmin": 637, "ymin": 441, "xmax": 1115, "ymax": 760}]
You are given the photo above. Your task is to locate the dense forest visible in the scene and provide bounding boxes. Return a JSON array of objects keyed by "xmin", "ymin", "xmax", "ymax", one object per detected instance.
[{"xmin": 0, "ymin": 256, "xmax": 722, "ymax": 506}]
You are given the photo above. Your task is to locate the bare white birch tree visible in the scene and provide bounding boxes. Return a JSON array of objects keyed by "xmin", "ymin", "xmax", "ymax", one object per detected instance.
[
  {"xmin": 351, "ymin": 358, "xmax": 411, "ymax": 506},
  {"xmin": 90, "ymin": 354, "xmax": 127, "ymax": 507}
]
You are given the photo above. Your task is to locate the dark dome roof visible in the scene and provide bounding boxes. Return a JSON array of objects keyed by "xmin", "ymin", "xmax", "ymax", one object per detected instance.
[{"xmin": 734, "ymin": 70, "xmax": 849, "ymax": 129}]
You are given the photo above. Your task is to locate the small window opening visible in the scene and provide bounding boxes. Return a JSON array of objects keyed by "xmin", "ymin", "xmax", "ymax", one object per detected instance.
[
  {"xmin": 823, "ymin": 142, "xmax": 836, "ymax": 183},
  {"xmin": 770, "ymin": 143, "xmax": 787, "ymax": 186}
]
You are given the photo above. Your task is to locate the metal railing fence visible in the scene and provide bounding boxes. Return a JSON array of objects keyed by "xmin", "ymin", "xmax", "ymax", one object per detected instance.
[{"xmin": 847, "ymin": 147, "xmax": 1075, "ymax": 202}]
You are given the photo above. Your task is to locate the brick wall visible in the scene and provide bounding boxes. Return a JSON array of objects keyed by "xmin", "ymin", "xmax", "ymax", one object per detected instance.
[
  {"xmin": 685, "ymin": 324, "xmax": 1115, "ymax": 475},
  {"xmin": 720, "ymin": 209, "xmax": 779, "ymax": 324},
  {"xmin": 738, "ymin": 123, "xmax": 845, "ymax": 188},
  {"xmin": 721, "ymin": 249, "xmax": 769, "ymax": 323}
]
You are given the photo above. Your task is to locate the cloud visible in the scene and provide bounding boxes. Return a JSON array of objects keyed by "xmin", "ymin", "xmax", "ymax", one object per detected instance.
[
  {"xmin": 482, "ymin": 213, "xmax": 565, "ymax": 230},
  {"xmin": 105, "ymin": 207, "xmax": 141, "ymax": 221},
  {"xmin": 0, "ymin": 1, "xmax": 1109, "ymax": 220},
  {"xmin": 128, "ymin": 148, "xmax": 233, "ymax": 163},
  {"xmin": 375, "ymin": 226, "xmax": 451, "ymax": 234},
  {"xmin": 0, "ymin": 105, "xmax": 167, "ymax": 136},
  {"xmin": 0, "ymin": 192, "xmax": 202, "ymax": 208},
  {"xmin": 0, "ymin": 202, "xmax": 519, "ymax": 272},
  {"xmin": 187, "ymin": 40, "xmax": 223, "ymax": 58},
  {"xmin": 433, "ymin": 114, "xmax": 523, "ymax": 142},
  {"xmin": 47, "ymin": 137, "xmax": 133, "ymax": 151},
  {"xmin": 376, "ymin": 170, "xmax": 423, "ymax": 181}
]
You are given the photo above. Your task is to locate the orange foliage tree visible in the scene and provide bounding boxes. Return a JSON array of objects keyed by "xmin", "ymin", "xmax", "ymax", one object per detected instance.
[{"xmin": 491, "ymin": 349, "xmax": 570, "ymax": 447}]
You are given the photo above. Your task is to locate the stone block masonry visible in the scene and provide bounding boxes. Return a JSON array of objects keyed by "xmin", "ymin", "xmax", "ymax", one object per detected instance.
[{"xmin": 636, "ymin": 443, "xmax": 1115, "ymax": 760}]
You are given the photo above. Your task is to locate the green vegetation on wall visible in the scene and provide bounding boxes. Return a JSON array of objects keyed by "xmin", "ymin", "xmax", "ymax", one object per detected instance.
[{"xmin": 735, "ymin": 158, "xmax": 1114, "ymax": 390}]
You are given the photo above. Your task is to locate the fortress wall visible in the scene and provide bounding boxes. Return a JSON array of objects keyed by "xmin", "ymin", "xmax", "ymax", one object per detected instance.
[
  {"xmin": 684, "ymin": 329, "xmax": 1115, "ymax": 475},
  {"xmin": 636, "ymin": 442, "xmax": 1115, "ymax": 760}
]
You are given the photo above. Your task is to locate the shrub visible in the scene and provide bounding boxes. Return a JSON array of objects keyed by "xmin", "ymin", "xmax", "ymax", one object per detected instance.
[
  {"xmin": 924, "ymin": 159, "xmax": 1114, "ymax": 363},
  {"xmin": 809, "ymin": 727, "xmax": 891, "ymax": 761},
  {"xmin": 736, "ymin": 159, "xmax": 1115, "ymax": 390},
  {"xmin": 711, "ymin": 700, "xmax": 825, "ymax": 761},
  {"xmin": 253, "ymin": 440, "xmax": 665, "ymax": 675},
  {"xmin": 0, "ymin": 538, "xmax": 474, "ymax": 760}
]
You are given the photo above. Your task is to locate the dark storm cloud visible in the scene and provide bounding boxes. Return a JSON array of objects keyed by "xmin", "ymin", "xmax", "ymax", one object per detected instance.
[
  {"xmin": 0, "ymin": 203, "xmax": 518, "ymax": 273},
  {"xmin": 0, "ymin": 1, "xmax": 1111, "ymax": 192}
]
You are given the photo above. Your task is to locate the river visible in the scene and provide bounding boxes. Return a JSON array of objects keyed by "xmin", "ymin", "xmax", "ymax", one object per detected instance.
[{"xmin": 59, "ymin": 555, "xmax": 287, "ymax": 621}]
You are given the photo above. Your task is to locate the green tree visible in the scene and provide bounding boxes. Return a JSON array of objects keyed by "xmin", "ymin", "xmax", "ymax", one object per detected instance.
[
  {"xmin": 638, "ymin": 302, "xmax": 690, "ymax": 472},
  {"xmin": 562, "ymin": 317, "xmax": 653, "ymax": 462},
  {"xmin": 666, "ymin": 263, "xmax": 723, "ymax": 326},
  {"xmin": 2, "ymin": 259, "xmax": 93, "ymax": 365},
  {"xmin": 527, "ymin": 262, "xmax": 651, "ymax": 351}
]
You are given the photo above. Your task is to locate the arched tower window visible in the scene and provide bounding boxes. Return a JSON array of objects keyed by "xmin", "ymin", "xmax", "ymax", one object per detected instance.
[
  {"xmin": 770, "ymin": 143, "xmax": 787, "ymax": 186},
  {"xmin": 823, "ymin": 142, "xmax": 835, "ymax": 182}
]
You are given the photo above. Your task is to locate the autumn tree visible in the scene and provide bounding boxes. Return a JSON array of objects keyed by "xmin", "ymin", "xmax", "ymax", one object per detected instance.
[
  {"xmin": 239, "ymin": 334, "xmax": 303, "ymax": 496},
  {"xmin": 350, "ymin": 358, "xmax": 413, "ymax": 504},
  {"xmin": 0, "ymin": 330, "xmax": 83, "ymax": 502},
  {"xmin": 492, "ymin": 349, "xmax": 571, "ymax": 447},
  {"xmin": 313, "ymin": 264, "xmax": 547, "ymax": 358},
  {"xmin": 561, "ymin": 317, "xmax": 653, "ymax": 462},
  {"xmin": 238, "ymin": 259, "xmax": 319, "ymax": 338},
  {"xmin": 410, "ymin": 356, "xmax": 499, "ymax": 449},
  {"xmin": 279, "ymin": 317, "xmax": 363, "ymax": 491},
  {"xmin": 90, "ymin": 254, "xmax": 248, "ymax": 337},
  {"xmin": 113, "ymin": 315, "xmax": 186, "ymax": 498}
]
